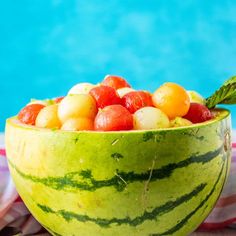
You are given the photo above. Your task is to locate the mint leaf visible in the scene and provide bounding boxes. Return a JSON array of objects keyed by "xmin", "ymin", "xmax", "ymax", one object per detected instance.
[
  {"xmin": 206, "ymin": 76, "xmax": 236, "ymax": 109},
  {"xmin": 223, "ymin": 76, "xmax": 236, "ymax": 86}
]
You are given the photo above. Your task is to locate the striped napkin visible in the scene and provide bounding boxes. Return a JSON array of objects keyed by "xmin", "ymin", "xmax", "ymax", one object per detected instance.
[{"xmin": 0, "ymin": 136, "xmax": 236, "ymax": 235}]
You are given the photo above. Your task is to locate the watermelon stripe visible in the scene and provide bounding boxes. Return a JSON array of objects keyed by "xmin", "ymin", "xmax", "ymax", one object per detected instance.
[
  {"xmin": 8, "ymin": 146, "xmax": 223, "ymax": 192},
  {"xmin": 36, "ymin": 183, "xmax": 207, "ymax": 227},
  {"xmin": 151, "ymin": 154, "xmax": 227, "ymax": 236}
]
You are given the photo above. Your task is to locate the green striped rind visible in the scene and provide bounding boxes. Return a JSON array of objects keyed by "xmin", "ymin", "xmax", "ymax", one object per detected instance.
[
  {"xmin": 7, "ymin": 146, "xmax": 223, "ymax": 192},
  {"xmin": 5, "ymin": 109, "xmax": 232, "ymax": 236},
  {"xmin": 36, "ymin": 182, "xmax": 207, "ymax": 227},
  {"xmin": 151, "ymin": 153, "xmax": 228, "ymax": 236},
  {"xmin": 34, "ymin": 157, "xmax": 226, "ymax": 236}
]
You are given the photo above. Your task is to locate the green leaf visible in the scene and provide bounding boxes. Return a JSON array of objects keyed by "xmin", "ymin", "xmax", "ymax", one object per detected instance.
[
  {"xmin": 223, "ymin": 76, "xmax": 236, "ymax": 86},
  {"xmin": 206, "ymin": 76, "xmax": 236, "ymax": 109}
]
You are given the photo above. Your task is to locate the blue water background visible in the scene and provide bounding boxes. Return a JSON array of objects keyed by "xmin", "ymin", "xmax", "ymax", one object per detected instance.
[{"xmin": 1, "ymin": 0, "xmax": 236, "ymax": 131}]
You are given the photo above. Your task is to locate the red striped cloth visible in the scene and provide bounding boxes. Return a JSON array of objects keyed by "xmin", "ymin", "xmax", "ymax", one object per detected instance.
[
  {"xmin": 1, "ymin": 142, "xmax": 236, "ymax": 235},
  {"xmin": 0, "ymin": 147, "xmax": 48, "ymax": 235},
  {"xmin": 199, "ymin": 143, "xmax": 236, "ymax": 230}
]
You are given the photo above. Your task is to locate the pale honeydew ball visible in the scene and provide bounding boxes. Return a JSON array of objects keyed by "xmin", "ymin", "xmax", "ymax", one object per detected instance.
[
  {"xmin": 58, "ymin": 94, "xmax": 97, "ymax": 123},
  {"xmin": 187, "ymin": 90, "xmax": 205, "ymax": 104},
  {"xmin": 61, "ymin": 117, "xmax": 94, "ymax": 131},
  {"xmin": 133, "ymin": 107, "xmax": 170, "ymax": 130},
  {"xmin": 170, "ymin": 117, "xmax": 192, "ymax": 128},
  {"xmin": 116, "ymin": 87, "xmax": 135, "ymax": 98},
  {"xmin": 68, "ymin": 83, "xmax": 95, "ymax": 95},
  {"xmin": 36, "ymin": 104, "xmax": 61, "ymax": 129}
]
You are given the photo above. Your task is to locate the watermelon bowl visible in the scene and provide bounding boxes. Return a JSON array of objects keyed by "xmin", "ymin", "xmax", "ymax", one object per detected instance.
[{"xmin": 5, "ymin": 109, "xmax": 232, "ymax": 236}]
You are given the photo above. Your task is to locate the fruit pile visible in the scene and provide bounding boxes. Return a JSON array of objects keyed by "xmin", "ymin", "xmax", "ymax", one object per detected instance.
[{"xmin": 18, "ymin": 75, "xmax": 213, "ymax": 131}]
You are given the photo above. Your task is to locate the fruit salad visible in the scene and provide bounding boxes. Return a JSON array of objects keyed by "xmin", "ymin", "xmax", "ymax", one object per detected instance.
[{"xmin": 17, "ymin": 75, "xmax": 235, "ymax": 131}]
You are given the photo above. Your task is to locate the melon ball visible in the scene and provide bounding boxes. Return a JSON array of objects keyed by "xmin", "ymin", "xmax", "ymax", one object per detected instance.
[
  {"xmin": 183, "ymin": 103, "xmax": 212, "ymax": 123},
  {"xmin": 36, "ymin": 104, "xmax": 61, "ymax": 129},
  {"xmin": 116, "ymin": 87, "xmax": 134, "ymax": 98},
  {"xmin": 133, "ymin": 107, "xmax": 170, "ymax": 130},
  {"xmin": 170, "ymin": 117, "xmax": 192, "ymax": 128},
  {"xmin": 61, "ymin": 117, "xmax": 94, "ymax": 131},
  {"xmin": 152, "ymin": 82, "xmax": 190, "ymax": 119},
  {"xmin": 58, "ymin": 94, "xmax": 97, "ymax": 123},
  {"xmin": 68, "ymin": 83, "xmax": 95, "ymax": 95},
  {"xmin": 187, "ymin": 90, "xmax": 205, "ymax": 104}
]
